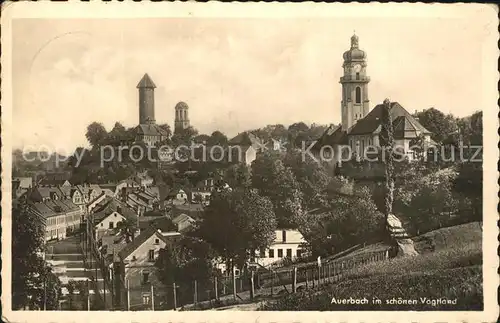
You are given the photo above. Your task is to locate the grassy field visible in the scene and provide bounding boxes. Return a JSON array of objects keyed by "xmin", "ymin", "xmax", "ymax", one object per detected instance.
[{"xmin": 260, "ymin": 222, "xmax": 483, "ymax": 311}]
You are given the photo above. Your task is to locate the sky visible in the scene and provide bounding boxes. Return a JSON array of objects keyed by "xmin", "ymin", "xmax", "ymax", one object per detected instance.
[{"xmin": 11, "ymin": 11, "xmax": 492, "ymax": 153}]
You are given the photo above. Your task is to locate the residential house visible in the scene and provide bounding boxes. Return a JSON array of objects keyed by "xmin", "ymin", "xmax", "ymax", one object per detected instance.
[
  {"xmin": 37, "ymin": 172, "xmax": 72, "ymax": 187},
  {"xmin": 228, "ymin": 132, "xmax": 264, "ymax": 165},
  {"xmin": 116, "ymin": 179, "xmax": 141, "ymax": 200},
  {"xmin": 13, "ymin": 177, "xmax": 33, "ymax": 189},
  {"xmin": 28, "ymin": 187, "xmax": 83, "ymax": 241},
  {"xmin": 165, "ymin": 188, "xmax": 189, "ymax": 206},
  {"xmin": 170, "ymin": 203, "xmax": 204, "ymax": 221},
  {"xmin": 118, "ymin": 228, "xmax": 181, "ymax": 309},
  {"xmin": 171, "ymin": 213, "xmax": 196, "ymax": 233},
  {"xmin": 254, "ymin": 229, "xmax": 306, "ymax": 267},
  {"xmin": 94, "ymin": 210, "xmax": 127, "ymax": 240},
  {"xmin": 130, "ymin": 171, "xmax": 154, "ymax": 188}
]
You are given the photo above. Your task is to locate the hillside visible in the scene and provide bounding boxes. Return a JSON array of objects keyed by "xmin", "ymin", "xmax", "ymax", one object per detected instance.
[{"xmin": 259, "ymin": 222, "xmax": 483, "ymax": 311}]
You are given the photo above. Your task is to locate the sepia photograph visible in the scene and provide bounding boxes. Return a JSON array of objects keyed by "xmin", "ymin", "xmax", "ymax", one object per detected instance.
[{"xmin": 1, "ymin": 2, "xmax": 498, "ymax": 322}]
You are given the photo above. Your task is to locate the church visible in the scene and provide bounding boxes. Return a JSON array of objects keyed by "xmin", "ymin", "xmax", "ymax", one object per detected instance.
[
  {"xmin": 313, "ymin": 34, "xmax": 434, "ymax": 165},
  {"xmin": 133, "ymin": 74, "xmax": 191, "ymax": 146}
]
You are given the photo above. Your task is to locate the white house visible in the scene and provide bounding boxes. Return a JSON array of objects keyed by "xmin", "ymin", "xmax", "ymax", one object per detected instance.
[
  {"xmin": 95, "ymin": 211, "xmax": 126, "ymax": 231},
  {"xmin": 254, "ymin": 229, "xmax": 306, "ymax": 267}
]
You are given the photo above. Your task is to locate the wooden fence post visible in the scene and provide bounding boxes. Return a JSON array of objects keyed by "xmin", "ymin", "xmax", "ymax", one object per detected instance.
[
  {"xmin": 305, "ymin": 269, "xmax": 308, "ymax": 288},
  {"xmin": 250, "ymin": 271, "xmax": 255, "ymax": 300},
  {"xmin": 173, "ymin": 283, "xmax": 177, "ymax": 310},
  {"xmin": 151, "ymin": 284, "xmax": 155, "ymax": 311},
  {"xmin": 126, "ymin": 279, "xmax": 130, "ymax": 311},
  {"xmin": 194, "ymin": 280, "xmax": 198, "ymax": 306},
  {"xmin": 271, "ymin": 272, "xmax": 274, "ymax": 296},
  {"xmin": 214, "ymin": 276, "xmax": 218, "ymax": 300},
  {"xmin": 292, "ymin": 267, "xmax": 297, "ymax": 293},
  {"xmin": 232, "ymin": 268, "xmax": 237, "ymax": 300}
]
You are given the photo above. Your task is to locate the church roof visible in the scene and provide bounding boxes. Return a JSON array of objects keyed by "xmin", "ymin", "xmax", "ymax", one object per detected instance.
[
  {"xmin": 312, "ymin": 125, "xmax": 348, "ymax": 148},
  {"xmin": 136, "ymin": 73, "xmax": 156, "ymax": 88},
  {"xmin": 135, "ymin": 124, "xmax": 169, "ymax": 137},
  {"xmin": 349, "ymin": 102, "xmax": 431, "ymax": 136}
]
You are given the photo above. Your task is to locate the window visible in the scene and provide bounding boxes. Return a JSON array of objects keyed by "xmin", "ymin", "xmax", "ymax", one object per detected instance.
[
  {"xmin": 108, "ymin": 222, "xmax": 114, "ymax": 229},
  {"xmin": 277, "ymin": 249, "xmax": 283, "ymax": 258},
  {"xmin": 297, "ymin": 249, "xmax": 303, "ymax": 258},
  {"xmin": 355, "ymin": 87, "xmax": 361, "ymax": 104},
  {"xmin": 259, "ymin": 248, "xmax": 266, "ymax": 258},
  {"xmin": 142, "ymin": 293, "xmax": 151, "ymax": 304},
  {"xmin": 154, "ymin": 238, "xmax": 160, "ymax": 245},
  {"xmin": 142, "ymin": 272, "xmax": 150, "ymax": 285},
  {"xmin": 282, "ymin": 230, "xmax": 287, "ymax": 242},
  {"xmin": 268, "ymin": 249, "xmax": 275, "ymax": 258},
  {"xmin": 148, "ymin": 250, "xmax": 155, "ymax": 262},
  {"xmin": 286, "ymin": 249, "xmax": 292, "ymax": 258},
  {"xmin": 356, "ymin": 72, "xmax": 360, "ymax": 80},
  {"xmin": 101, "ymin": 223, "xmax": 104, "ymax": 227}
]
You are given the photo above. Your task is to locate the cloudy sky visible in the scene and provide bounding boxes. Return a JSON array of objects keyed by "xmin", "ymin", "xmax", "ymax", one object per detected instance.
[{"xmin": 11, "ymin": 6, "xmax": 494, "ymax": 153}]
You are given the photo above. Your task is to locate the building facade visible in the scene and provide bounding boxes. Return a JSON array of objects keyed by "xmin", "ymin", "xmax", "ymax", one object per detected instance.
[{"xmin": 254, "ymin": 229, "xmax": 306, "ymax": 267}]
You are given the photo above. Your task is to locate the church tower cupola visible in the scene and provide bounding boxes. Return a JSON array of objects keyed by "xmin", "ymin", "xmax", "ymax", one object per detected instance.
[
  {"xmin": 174, "ymin": 101, "xmax": 190, "ymax": 131},
  {"xmin": 340, "ymin": 33, "xmax": 370, "ymax": 131},
  {"xmin": 137, "ymin": 73, "xmax": 156, "ymax": 125}
]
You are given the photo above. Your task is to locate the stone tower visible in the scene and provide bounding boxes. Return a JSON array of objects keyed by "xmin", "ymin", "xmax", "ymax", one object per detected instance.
[
  {"xmin": 137, "ymin": 73, "xmax": 156, "ymax": 124},
  {"xmin": 174, "ymin": 101, "xmax": 190, "ymax": 131},
  {"xmin": 340, "ymin": 34, "xmax": 370, "ymax": 131}
]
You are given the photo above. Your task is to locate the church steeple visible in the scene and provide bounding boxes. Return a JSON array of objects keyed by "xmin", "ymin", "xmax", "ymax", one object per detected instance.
[{"xmin": 340, "ymin": 34, "xmax": 370, "ymax": 131}]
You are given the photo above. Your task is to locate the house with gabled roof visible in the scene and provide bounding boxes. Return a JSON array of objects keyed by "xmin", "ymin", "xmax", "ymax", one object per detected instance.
[
  {"xmin": 228, "ymin": 131, "xmax": 265, "ymax": 165},
  {"xmin": 117, "ymin": 227, "xmax": 181, "ymax": 309}
]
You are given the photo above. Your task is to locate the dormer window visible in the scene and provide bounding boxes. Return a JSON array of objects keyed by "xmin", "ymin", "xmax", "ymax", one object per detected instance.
[{"xmin": 132, "ymin": 256, "xmax": 137, "ymax": 261}]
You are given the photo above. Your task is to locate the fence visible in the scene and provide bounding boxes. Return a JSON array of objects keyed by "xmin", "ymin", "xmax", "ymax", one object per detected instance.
[{"xmin": 118, "ymin": 248, "xmax": 390, "ymax": 310}]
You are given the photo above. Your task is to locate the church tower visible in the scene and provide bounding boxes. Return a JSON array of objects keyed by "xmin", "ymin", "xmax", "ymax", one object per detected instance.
[
  {"xmin": 340, "ymin": 34, "xmax": 370, "ymax": 131},
  {"xmin": 174, "ymin": 101, "xmax": 190, "ymax": 131},
  {"xmin": 137, "ymin": 73, "xmax": 156, "ymax": 124}
]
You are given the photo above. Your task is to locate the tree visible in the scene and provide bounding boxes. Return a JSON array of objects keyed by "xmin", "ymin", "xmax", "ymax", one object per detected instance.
[
  {"xmin": 415, "ymin": 108, "xmax": 458, "ymax": 144},
  {"xmin": 251, "ymin": 151, "xmax": 304, "ymax": 228},
  {"xmin": 302, "ymin": 186, "xmax": 384, "ymax": 257},
  {"xmin": 458, "ymin": 111, "xmax": 482, "ymax": 146},
  {"xmin": 115, "ymin": 218, "xmax": 137, "ymax": 243},
  {"xmin": 284, "ymin": 149, "xmax": 330, "ymax": 210},
  {"xmin": 224, "ymin": 163, "xmax": 252, "ymax": 189},
  {"xmin": 207, "ymin": 130, "xmax": 228, "ymax": 146},
  {"xmin": 198, "ymin": 188, "xmax": 277, "ymax": 268},
  {"xmin": 156, "ymin": 236, "xmax": 216, "ymax": 285},
  {"xmin": 66, "ymin": 280, "xmax": 77, "ymax": 309},
  {"xmin": 75, "ymin": 280, "xmax": 90, "ymax": 310},
  {"xmin": 158, "ymin": 123, "xmax": 172, "ymax": 139},
  {"xmin": 172, "ymin": 126, "xmax": 199, "ymax": 144},
  {"xmin": 85, "ymin": 122, "xmax": 108, "ymax": 148},
  {"xmin": 193, "ymin": 134, "xmax": 211, "ymax": 144},
  {"xmin": 12, "ymin": 199, "xmax": 61, "ymax": 310},
  {"xmin": 380, "ymin": 99, "xmax": 395, "ymax": 226},
  {"xmin": 287, "ymin": 122, "xmax": 310, "ymax": 148}
]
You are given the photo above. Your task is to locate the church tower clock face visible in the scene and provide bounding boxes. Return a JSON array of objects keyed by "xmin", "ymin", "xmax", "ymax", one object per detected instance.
[{"xmin": 354, "ymin": 64, "xmax": 362, "ymax": 73}]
